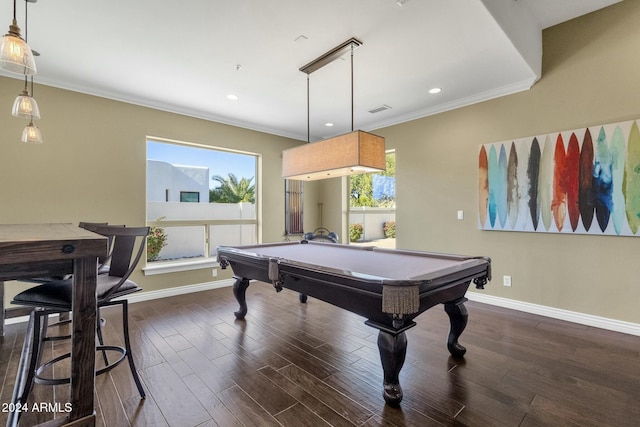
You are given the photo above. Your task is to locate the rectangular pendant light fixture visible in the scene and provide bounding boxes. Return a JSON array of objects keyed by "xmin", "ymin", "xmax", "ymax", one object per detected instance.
[
  {"xmin": 282, "ymin": 130, "xmax": 385, "ymax": 181},
  {"xmin": 282, "ymin": 38, "xmax": 386, "ymax": 181},
  {"xmin": 299, "ymin": 38, "xmax": 362, "ymax": 75}
]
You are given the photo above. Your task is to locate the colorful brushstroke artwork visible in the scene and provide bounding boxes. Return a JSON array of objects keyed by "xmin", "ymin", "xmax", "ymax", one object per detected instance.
[{"xmin": 478, "ymin": 119, "xmax": 640, "ymax": 236}]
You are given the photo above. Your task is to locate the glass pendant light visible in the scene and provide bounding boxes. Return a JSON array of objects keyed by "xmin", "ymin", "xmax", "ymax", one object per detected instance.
[
  {"xmin": 12, "ymin": 77, "xmax": 40, "ymax": 119},
  {"xmin": 14, "ymin": 0, "xmax": 41, "ymax": 144},
  {"xmin": 22, "ymin": 120, "xmax": 42, "ymax": 143},
  {"xmin": 0, "ymin": 0, "xmax": 37, "ymax": 75}
]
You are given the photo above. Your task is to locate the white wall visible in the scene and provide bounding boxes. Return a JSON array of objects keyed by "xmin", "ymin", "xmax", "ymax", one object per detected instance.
[{"xmin": 147, "ymin": 201, "xmax": 256, "ymax": 259}]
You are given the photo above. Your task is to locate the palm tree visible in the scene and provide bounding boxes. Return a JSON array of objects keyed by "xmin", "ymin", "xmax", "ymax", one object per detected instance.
[{"xmin": 209, "ymin": 173, "xmax": 255, "ymax": 203}]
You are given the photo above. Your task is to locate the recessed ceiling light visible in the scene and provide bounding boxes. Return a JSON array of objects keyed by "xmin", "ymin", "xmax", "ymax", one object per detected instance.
[
  {"xmin": 325, "ymin": 122, "xmax": 334, "ymax": 127},
  {"xmin": 428, "ymin": 87, "xmax": 442, "ymax": 94},
  {"xmin": 227, "ymin": 94, "xmax": 239, "ymax": 100}
]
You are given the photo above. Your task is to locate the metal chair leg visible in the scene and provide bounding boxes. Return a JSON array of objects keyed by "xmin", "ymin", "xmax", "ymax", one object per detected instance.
[
  {"xmin": 121, "ymin": 300, "xmax": 145, "ymax": 398},
  {"xmin": 96, "ymin": 307, "xmax": 109, "ymax": 366},
  {"xmin": 8, "ymin": 310, "xmax": 48, "ymax": 427},
  {"xmin": 21, "ymin": 310, "xmax": 46, "ymax": 404}
]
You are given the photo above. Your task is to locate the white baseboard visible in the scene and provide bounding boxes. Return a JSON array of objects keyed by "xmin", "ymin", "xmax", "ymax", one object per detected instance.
[
  {"xmin": 124, "ymin": 278, "xmax": 236, "ymax": 304},
  {"xmin": 466, "ymin": 291, "xmax": 640, "ymax": 337},
  {"xmin": 7, "ymin": 280, "xmax": 639, "ymax": 337}
]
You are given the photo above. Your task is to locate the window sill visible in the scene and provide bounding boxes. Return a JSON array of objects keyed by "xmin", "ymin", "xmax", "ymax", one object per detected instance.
[{"xmin": 143, "ymin": 258, "xmax": 219, "ymax": 276}]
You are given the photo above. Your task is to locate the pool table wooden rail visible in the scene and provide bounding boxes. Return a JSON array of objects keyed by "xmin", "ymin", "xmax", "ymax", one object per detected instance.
[{"xmin": 217, "ymin": 241, "xmax": 490, "ymax": 329}]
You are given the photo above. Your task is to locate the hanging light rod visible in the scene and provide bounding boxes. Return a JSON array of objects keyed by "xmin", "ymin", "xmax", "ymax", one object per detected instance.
[
  {"xmin": 283, "ymin": 36, "xmax": 385, "ymax": 181},
  {"xmin": 26, "ymin": 0, "xmax": 39, "ymax": 57},
  {"xmin": 299, "ymin": 37, "xmax": 362, "ymax": 75}
]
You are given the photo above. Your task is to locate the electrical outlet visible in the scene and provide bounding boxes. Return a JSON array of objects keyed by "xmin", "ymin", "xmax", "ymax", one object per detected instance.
[
  {"xmin": 212, "ymin": 268, "xmax": 218, "ymax": 277},
  {"xmin": 457, "ymin": 210, "xmax": 464, "ymax": 220},
  {"xmin": 503, "ymin": 275, "xmax": 512, "ymax": 287}
]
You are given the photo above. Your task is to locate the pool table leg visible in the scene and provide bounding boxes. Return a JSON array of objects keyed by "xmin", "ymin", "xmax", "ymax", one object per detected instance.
[
  {"xmin": 377, "ymin": 330, "xmax": 407, "ymax": 406},
  {"xmin": 233, "ymin": 277, "xmax": 251, "ymax": 319},
  {"xmin": 444, "ymin": 298, "xmax": 468, "ymax": 358}
]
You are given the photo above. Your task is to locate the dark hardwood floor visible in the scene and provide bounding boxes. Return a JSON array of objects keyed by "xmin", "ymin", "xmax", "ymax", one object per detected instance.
[{"xmin": 1, "ymin": 285, "xmax": 639, "ymax": 426}]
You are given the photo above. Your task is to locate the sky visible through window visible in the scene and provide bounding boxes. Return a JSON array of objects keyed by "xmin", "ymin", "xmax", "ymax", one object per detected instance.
[{"xmin": 147, "ymin": 141, "xmax": 256, "ymax": 190}]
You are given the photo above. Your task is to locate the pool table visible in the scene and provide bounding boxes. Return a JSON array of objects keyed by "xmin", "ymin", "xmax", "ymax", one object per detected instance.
[{"xmin": 217, "ymin": 241, "xmax": 491, "ymax": 406}]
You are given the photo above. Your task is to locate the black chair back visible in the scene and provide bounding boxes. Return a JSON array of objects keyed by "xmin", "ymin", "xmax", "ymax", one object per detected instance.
[
  {"xmin": 79, "ymin": 222, "xmax": 121, "ymax": 271},
  {"xmin": 92, "ymin": 225, "xmax": 150, "ymax": 301}
]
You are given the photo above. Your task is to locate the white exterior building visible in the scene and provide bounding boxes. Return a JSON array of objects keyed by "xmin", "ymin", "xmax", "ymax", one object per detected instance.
[{"xmin": 147, "ymin": 160, "xmax": 209, "ymax": 203}]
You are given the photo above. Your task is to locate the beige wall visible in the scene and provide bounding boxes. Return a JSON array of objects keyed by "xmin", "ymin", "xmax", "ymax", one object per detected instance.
[
  {"xmin": 0, "ymin": 80, "xmax": 310, "ymax": 298},
  {"xmin": 3, "ymin": 1, "xmax": 638, "ymax": 325},
  {"xmin": 320, "ymin": 1, "xmax": 640, "ymax": 324}
]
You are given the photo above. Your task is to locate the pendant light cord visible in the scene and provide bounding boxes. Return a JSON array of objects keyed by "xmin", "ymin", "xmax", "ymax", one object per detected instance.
[
  {"xmin": 303, "ymin": 38, "xmax": 359, "ymax": 142},
  {"xmin": 23, "ymin": 0, "xmax": 37, "ymax": 99},
  {"xmin": 307, "ymin": 75, "xmax": 310, "ymax": 143},
  {"xmin": 351, "ymin": 44, "xmax": 354, "ymax": 132}
]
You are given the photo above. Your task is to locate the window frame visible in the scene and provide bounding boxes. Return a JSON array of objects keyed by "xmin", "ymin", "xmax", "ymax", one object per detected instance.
[
  {"xmin": 144, "ymin": 136, "xmax": 260, "ymax": 275},
  {"xmin": 180, "ymin": 191, "xmax": 200, "ymax": 203},
  {"xmin": 347, "ymin": 150, "xmax": 396, "ymax": 245}
]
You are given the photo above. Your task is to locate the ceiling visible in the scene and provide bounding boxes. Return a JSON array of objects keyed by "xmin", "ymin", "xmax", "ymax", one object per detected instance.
[{"xmin": 1, "ymin": 0, "xmax": 621, "ymax": 142}]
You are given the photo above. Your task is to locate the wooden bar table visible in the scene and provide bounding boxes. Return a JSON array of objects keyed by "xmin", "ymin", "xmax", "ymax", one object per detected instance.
[{"xmin": 0, "ymin": 224, "xmax": 107, "ymax": 427}]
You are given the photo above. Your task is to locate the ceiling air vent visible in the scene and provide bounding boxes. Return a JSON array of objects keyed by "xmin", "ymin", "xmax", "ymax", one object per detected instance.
[{"xmin": 368, "ymin": 104, "xmax": 392, "ymax": 114}]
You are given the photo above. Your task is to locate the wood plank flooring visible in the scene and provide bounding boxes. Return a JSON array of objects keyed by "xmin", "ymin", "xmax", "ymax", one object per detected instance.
[{"xmin": 1, "ymin": 284, "xmax": 639, "ymax": 426}]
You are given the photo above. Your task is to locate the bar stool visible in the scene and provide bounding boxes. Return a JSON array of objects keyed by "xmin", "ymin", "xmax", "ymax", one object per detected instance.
[{"xmin": 9, "ymin": 225, "xmax": 149, "ymax": 425}]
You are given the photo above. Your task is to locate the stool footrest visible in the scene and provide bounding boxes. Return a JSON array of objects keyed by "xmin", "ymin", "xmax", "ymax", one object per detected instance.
[
  {"xmin": 42, "ymin": 315, "xmax": 72, "ymax": 342},
  {"xmin": 34, "ymin": 346, "xmax": 127, "ymax": 386}
]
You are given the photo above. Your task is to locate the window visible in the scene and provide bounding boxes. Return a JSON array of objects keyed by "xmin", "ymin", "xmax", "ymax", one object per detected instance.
[
  {"xmin": 285, "ymin": 180, "xmax": 304, "ymax": 235},
  {"xmin": 146, "ymin": 138, "xmax": 258, "ymax": 270},
  {"xmin": 348, "ymin": 151, "xmax": 396, "ymax": 247},
  {"xmin": 180, "ymin": 191, "xmax": 200, "ymax": 203}
]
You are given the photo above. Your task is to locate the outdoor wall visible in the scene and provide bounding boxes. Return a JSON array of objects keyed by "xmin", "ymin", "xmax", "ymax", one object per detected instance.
[
  {"xmin": 147, "ymin": 201, "xmax": 257, "ymax": 259},
  {"xmin": 0, "ymin": 78, "xmax": 306, "ymax": 301},
  {"xmin": 319, "ymin": 1, "xmax": 640, "ymax": 324},
  {"xmin": 348, "ymin": 209, "xmax": 395, "ymax": 241}
]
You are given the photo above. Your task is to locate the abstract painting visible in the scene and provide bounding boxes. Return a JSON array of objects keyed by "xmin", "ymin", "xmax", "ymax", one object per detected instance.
[{"xmin": 479, "ymin": 119, "xmax": 640, "ymax": 236}]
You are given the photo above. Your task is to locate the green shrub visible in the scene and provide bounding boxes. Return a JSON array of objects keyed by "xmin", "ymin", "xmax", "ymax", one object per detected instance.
[
  {"xmin": 147, "ymin": 220, "xmax": 168, "ymax": 261},
  {"xmin": 350, "ymin": 223, "xmax": 363, "ymax": 242},
  {"xmin": 383, "ymin": 221, "xmax": 396, "ymax": 238}
]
